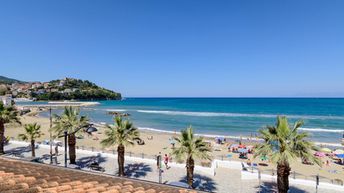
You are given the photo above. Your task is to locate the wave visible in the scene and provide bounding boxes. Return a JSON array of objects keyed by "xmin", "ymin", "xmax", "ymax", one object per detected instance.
[
  {"xmin": 138, "ymin": 127, "xmax": 254, "ymax": 140},
  {"xmin": 136, "ymin": 110, "xmax": 344, "ymax": 120},
  {"xmin": 137, "ymin": 110, "xmax": 277, "ymax": 117},
  {"xmin": 138, "ymin": 127, "xmax": 177, "ymax": 134},
  {"xmin": 300, "ymin": 127, "xmax": 344, "ymax": 133},
  {"xmin": 104, "ymin": 109, "xmax": 127, "ymax": 112}
]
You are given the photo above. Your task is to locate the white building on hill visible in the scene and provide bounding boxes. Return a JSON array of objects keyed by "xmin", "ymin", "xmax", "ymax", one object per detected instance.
[{"xmin": 1, "ymin": 96, "xmax": 13, "ymax": 106}]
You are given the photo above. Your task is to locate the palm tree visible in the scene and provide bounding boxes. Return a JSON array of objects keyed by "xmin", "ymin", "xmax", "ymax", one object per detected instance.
[
  {"xmin": 52, "ymin": 106, "xmax": 89, "ymax": 164},
  {"xmin": 0, "ymin": 102, "xmax": 20, "ymax": 154},
  {"xmin": 101, "ymin": 116, "xmax": 140, "ymax": 176},
  {"xmin": 172, "ymin": 126, "xmax": 212, "ymax": 188},
  {"xmin": 254, "ymin": 116, "xmax": 321, "ymax": 193},
  {"xmin": 18, "ymin": 123, "xmax": 43, "ymax": 157}
]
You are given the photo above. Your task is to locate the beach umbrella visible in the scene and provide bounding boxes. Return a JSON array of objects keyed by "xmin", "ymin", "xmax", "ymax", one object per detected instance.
[
  {"xmin": 336, "ymin": 154, "xmax": 344, "ymax": 159},
  {"xmin": 169, "ymin": 138, "xmax": 176, "ymax": 144},
  {"xmin": 314, "ymin": 152, "xmax": 326, "ymax": 157},
  {"xmin": 238, "ymin": 144, "xmax": 246, "ymax": 148},
  {"xmin": 260, "ymin": 155, "xmax": 268, "ymax": 161},
  {"xmin": 320, "ymin": 148, "xmax": 332, "ymax": 153},
  {"xmin": 333, "ymin": 149, "xmax": 344, "ymax": 154},
  {"xmin": 238, "ymin": 148, "xmax": 248, "ymax": 153}
]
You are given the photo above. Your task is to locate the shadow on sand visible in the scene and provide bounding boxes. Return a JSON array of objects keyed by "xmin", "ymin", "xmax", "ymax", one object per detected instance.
[
  {"xmin": 256, "ymin": 181, "xmax": 309, "ymax": 193},
  {"xmin": 179, "ymin": 174, "xmax": 217, "ymax": 192},
  {"xmin": 125, "ymin": 163, "xmax": 152, "ymax": 178}
]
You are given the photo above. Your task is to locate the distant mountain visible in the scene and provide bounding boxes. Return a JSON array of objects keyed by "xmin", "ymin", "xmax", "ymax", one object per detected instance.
[{"xmin": 0, "ymin": 76, "xmax": 25, "ymax": 84}]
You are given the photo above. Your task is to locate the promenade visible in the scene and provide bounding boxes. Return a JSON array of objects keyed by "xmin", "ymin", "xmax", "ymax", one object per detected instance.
[{"xmin": 3, "ymin": 141, "xmax": 343, "ymax": 193}]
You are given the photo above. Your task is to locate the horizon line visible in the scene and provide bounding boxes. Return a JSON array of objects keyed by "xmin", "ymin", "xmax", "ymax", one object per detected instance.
[{"xmin": 123, "ymin": 96, "xmax": 344, "ymax": 99}]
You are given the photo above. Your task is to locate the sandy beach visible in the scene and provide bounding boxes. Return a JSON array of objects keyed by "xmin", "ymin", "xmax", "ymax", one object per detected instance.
[{"xmin": 5, "ymin": 114, "xmax": 344, "ymax": 184}]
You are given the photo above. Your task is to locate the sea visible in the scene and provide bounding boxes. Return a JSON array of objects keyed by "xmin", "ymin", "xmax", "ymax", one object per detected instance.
[{"xmin": 20, "ymin": 98, "xmax": 344, "ymax": 145}]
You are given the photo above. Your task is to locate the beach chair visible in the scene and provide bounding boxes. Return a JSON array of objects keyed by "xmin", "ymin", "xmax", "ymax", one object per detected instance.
[
  {"xmin": 136, "ymin": 138, "xmax": 145, "ymax": 145},
  {"xmin": 88, "ymin": 162, "xmax": 105, "ymax": 172}
]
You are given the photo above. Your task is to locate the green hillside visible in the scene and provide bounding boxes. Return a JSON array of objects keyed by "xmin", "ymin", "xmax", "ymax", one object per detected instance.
[
  {"xmin": 0, "ymin": 76, "xmax": 24, "ymax": 84},
  {"xmin": 31, "ymin": 78, "xmax": 122, "ymax": 100},
  {"xmin": 2, "ymin": 76, "xmax": 121, "ymax": 100}
]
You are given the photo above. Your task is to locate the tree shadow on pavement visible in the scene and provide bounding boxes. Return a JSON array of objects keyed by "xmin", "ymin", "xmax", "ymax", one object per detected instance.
[
  {"xmin": 125, "ymin": 163, "xmax": 152, "ymax": 178},
  {"xmin": 5, "ymin": 146, "xmax": 31, "ymax": 158},
  {"xmin": 179, "ymin": 174, "xmax": 217, "ymax": 192},
  {"xmin": 256, "ymin": 181, "xmax": 308, "ymax": 193},
  {"xmin": 76, "ymin": 153, "xmax": 107, "ymax": 168}
]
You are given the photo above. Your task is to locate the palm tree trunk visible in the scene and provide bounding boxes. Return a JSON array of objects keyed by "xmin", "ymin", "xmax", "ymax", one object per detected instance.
[
  {"xmin": 277, "ymin": 163, "xmax": 290, "ymax": 193},
  {"xmin": 186, "ymin": 157, "xmax": 195, "ymax": 188},
  {"xmin": 68, "ymin": 134, "xmax": 77, "ymax": 164},
  {"xmin": 117, "ymin": 144, "xmax": 125, "ymax": 176},
  {"xmin": 0, "ymin": 121, "xmax": 5, "ymax": 155},
  {"xmin": 31, "ymin": 140, "xmax": 35, "ymax": 157}
]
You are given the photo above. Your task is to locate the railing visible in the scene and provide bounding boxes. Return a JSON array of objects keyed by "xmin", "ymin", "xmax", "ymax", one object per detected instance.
[
  {"xmin": 213, "ymin": 152, "xmax": 343, "ymax": 187},
  {"xmin": 254, "ymin": 167, "xmax": 343, "ymax": 186},
  {"xmin": 79, "ymin": 145, "xmax": 342, "ymax": 186},
  {"xmin": 8, "ymin": 139, "xmax": 344, "ymax": 187}
]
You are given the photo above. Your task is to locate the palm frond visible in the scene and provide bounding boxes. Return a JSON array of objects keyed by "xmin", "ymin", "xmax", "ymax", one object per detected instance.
[
  {"xmin": 52, "ymin": 106, "xmax": 89, "ymax": 136},
  {"xmin": 100, "ymin": 117, "xmax": 140, "ymax": 148},
  {"xmin": 18, "ymin": 123, "xmax": 43, "ymax": 142},
  {"xmin": 254, "ymin": 116, "xmax": 321, "ymax": 167},
  {"xmin": 172, "ymin": 126, "xmax": 212, "ymax": 162},
  {"xmin": 0, "ymin": 102, "xmax": 20, "ymax": 124}
]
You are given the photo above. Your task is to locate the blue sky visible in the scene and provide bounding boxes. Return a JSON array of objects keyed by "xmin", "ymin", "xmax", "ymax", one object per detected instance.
[{"xmin": 1, "ymin": 1, "xmax": 344, "ymax": 97}]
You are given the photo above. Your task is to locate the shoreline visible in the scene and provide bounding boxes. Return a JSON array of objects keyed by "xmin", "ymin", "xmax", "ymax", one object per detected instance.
[
  {"xmin": 13, "ymin": 101, "xmax": 344, "ymax": 145},
  {"xmin": 16, "ymin": 101, "xmax": 100, "ymax": 109},
  {"xmin": 79, "ymin": 120, "xmax": 344, "ymax": 148},
  {"xmin": 137, "ymin": 127, "xmax": 343, "ymax": 147},
  {"xmin": 11, "ymin": 100, "xmax": 344, "ymax": 147}
]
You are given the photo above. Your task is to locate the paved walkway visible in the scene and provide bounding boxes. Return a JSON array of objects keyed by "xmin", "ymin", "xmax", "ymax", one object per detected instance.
[{"xmin": 3, "ymin": 141, "xmax": 343, "ymax": 193}]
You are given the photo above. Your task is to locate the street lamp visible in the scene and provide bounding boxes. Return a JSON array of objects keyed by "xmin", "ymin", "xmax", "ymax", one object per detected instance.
[
  {"xmin": 157, "ymin": 152, "xmax": 162, "ymax": 183},
  {"xmin": 64, "ymin": 131, "xmax": 68, "ymax": 167},
  {"xmin": 49, "ymin": 106, "xmax": 53, "ymax": 164}
]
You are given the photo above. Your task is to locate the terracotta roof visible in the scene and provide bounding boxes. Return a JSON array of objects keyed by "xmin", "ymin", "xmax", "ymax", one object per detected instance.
[{"xmin": 0, "ymin": 157, "xmax": 198, "ymax": 193}]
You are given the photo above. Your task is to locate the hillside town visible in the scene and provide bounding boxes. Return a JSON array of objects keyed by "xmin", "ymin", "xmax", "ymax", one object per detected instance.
[
  {"xmin": 0, "ymin": 77, "xmax": 121, "ymax": 101},
  {"xmin": 1, "ymin": 77, "xmax": 72, "ymax": 98}
]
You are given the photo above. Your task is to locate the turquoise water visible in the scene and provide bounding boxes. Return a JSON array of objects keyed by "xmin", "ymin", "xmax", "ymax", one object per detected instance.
[{"xmin": 31, "ymin": 98, "xmax": 344, "ymax": 144}]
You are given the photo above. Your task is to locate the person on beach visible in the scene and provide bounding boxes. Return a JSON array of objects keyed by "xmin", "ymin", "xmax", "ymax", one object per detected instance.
[
  {"xmin": 247, "ymin": 158, "xmax": 251, "ymax": 166},
  {"xmin": 169, "ymin": 137, "xmax": 175, "ymax": 149},
  {"xmin": 164, "ymin": 154, "xmax": 169, "ymax": 169}
]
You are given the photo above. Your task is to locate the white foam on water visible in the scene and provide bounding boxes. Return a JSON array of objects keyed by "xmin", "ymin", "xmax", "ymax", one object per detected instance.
[
  {"xmin": 104, "ymin": 109, "xmax": 127, "ymax": 112},
  {"xmin": 300, "ymin": 127, "xmax": 344, "ymax": 133},
  {"xmin": 136, "ymin": 110, "xmax": 344, "ymax": 120},
  {"xmin": 138, "ymin": 127, "xmax": 176, "ymax": 134},
  {"xmin": 138, "ymin": 127, "xmax": 261, "ymax": 141}
]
